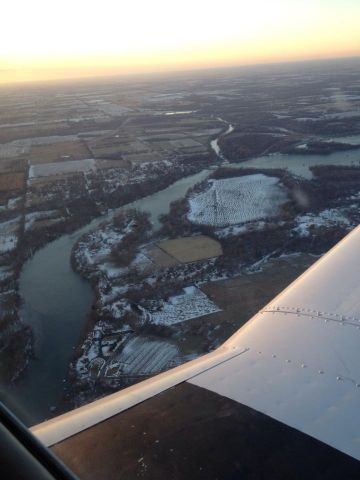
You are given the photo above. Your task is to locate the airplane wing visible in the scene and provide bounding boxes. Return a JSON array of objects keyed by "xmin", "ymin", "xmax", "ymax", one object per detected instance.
[{"xmin": 31, "ymin": 226, "xmax": 360, "ymax": 479}]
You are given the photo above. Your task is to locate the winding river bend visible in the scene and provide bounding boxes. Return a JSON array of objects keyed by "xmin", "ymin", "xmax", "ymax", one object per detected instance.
[
  {"xmin": 7, "ymin": 118, "xmax": 360, "ymax": 425},
  {"xmin": 9, "ymin": 169, "xmax": 212, "ymax": 425},
  {"xmin": 9, "ymin": 119, "xmax": 238, "ymax": 425},
  {"xmin": 210, "ymin": 118, "xmax": 234, "ymax": 163}
]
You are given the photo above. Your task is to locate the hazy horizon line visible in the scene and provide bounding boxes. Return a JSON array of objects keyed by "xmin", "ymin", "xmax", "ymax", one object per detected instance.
[{"xmin": 1, "ymin": 53, "xmax": 360, "ymax": 89}]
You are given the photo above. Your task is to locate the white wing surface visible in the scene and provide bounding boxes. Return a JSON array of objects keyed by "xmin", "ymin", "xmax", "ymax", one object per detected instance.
[{"xmin": 32, "ymin": 226, "xmax": 360, "ymax": 477}]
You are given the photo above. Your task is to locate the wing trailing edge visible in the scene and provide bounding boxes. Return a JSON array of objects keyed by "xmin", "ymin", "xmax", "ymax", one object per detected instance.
[{"xmin": 33, "ymin": 225, "xmax": 360, "ymax": 462}]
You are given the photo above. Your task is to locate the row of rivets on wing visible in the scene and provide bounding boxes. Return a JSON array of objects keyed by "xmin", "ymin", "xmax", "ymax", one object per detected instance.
[
  {"xmin": 252, "ymin": 348, "xmax": 360, "ymax": 389},
  {"xmin": 261, "ymin": 306, "xmax": 360, "ymax": 328}
]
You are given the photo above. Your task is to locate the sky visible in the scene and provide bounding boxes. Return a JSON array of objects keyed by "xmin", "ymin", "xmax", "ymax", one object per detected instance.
[{"xmin": 1, "ymin": 0, "xmax": 359, "ymax": 84}]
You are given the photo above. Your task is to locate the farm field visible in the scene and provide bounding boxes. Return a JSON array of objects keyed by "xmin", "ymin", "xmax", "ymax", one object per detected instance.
[
  {"xmin": 2, "ymin": 58, "xmax": 360, "ymax": 418},
  {"xmin": 188, "ymin": 174, "xmax": 288, "ymax": 227},
  {"xmin": 104, "ymin": 336, "xmax": 180, "ymax": 378},
  {"xmin": 149, "ymin": 286, "xmax": 221, "ymax": 326},
  {"xmin": 145, "ymin": 244, "xmax": 179, "ymax": 268},
  {"xmin": 29, "ymin": 158, "xmax": 96, "ymax": 178},
  {"xmin": 29, "ymin": 140, "xmax": 90, "ymax": 164},
  {"xmin": 123, "ymin": 152, "xmax": 164, "ymax": 164},
  {"xmin": 0, "ymin": 172, "xmax": 24, "ymax": 192},
  {"xmin": 198, "ymin": 254, "xmax": 317, "ymax": 345},
  {"xmin": 157, "ymin": 235, "xmax": 223, "ymax": 264}
]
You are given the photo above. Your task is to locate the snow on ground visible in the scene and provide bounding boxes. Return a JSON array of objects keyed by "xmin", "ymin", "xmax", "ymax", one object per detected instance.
[
  {"xmin": 29, "ymin": 158, "xmax": 96, "ymax": 178},
  {"xmin": 7, "ymin": 197, "xmax": 22, "ymax": 210},
  {"xmin": 294, "ymin": 209, "xmax": 351, "ymax": 237},
  {"xmin": 323, "ymin": 111, "xmax": 360, "ymax": 120},
  {"xmin": 0, "ymin": 266, "xmax": 13, "ymax": 282},
  {"xmin": 98, "ymin": 252, "xmax": 152, "ymax": 280},
  {"xmin": 24, "ymin": 210, "xmax": 61, "ymax": 231},
  {"xmin": 75, "ymin": 218, "xmax": 136, "ymax": 270},
  {"xmin": 215, "ymin": 220, "xmax": 267, "ymax": 239},
  {"xmin": 0, "ymin": 234, "xmax": 17, "ymax": 253},
  {"xmin": 149, "ymin": 286, "xmax": 221, "ymax": 326},
  {"xmin": 103, "ymin": 298, "xmax": 130, "ymax": 319},
  {"xmin": 325, "ymin": 135, "xmax": 360, "ymax": 146},
  {"xmin": 106, "ymin": 336, "xmax": 179, "ymax": 377},
  {"xmin": 0, "ymin": 217, "xmax": 20, "ymax": 253},
  {"xmin": 188, "ymin": 174, "xmax": 287, "ymax": 227}
]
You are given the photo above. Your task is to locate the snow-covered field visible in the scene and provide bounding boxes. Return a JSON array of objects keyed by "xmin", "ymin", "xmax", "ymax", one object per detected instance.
[
  {"xmin": 106, "ymin": 336, "xmax": 179, "ymax": 377},
  {"xmin": 149, "ymin": 286, "xmax": 221, "ymax": 326},
  {"xmin": 294, "ymin": 209, "xmax": 351, "ymax": 237},
  {"xmin": 188, "ymin": 174, "xmax": 287, "ymax": 227},
  {"xmin": 29, "ymin": 158, "xmax": 96, "ymax": 178}
]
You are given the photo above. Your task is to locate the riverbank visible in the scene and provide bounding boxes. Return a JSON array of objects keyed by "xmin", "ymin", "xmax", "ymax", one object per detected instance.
[
  {"xmin": 8, "ymin": 152, "xmax": 360, "ymax": 424},
  {"xmin": 63, "ymin": 163, "xmax": 360, "ymax": 410},
  {"xmin": 1, "ymin": 158, "xmax": 214, "ymax": 388},
  {"xmin": 7, "ymin": 165, "xmax": 219, "ymax": 424}
]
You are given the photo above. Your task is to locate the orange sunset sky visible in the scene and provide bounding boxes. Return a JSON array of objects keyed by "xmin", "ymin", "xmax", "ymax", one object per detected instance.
[{"xmin": 1, "ymin": 0, "xmax": 359, "ymax": 84}]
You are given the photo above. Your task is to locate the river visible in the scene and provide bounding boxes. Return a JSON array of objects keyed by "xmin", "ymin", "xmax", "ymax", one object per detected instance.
[
  {"xmin": 237, "ymin": 148, "xmax": 360, "ymax": 179},
  {"xmin": 210, "ymin": 118, "xmax": 234, "ymax": 163},
  {"xmin": 7, "ymin": 119, "xmax": 238, "ymax": 424},
  {"xmin": 8, "ymin": 169, "xmax": 212, "ymax": 425},
  {"xmin": 8, "ymin": 119, "xmax": 360, "ymax": 425}
]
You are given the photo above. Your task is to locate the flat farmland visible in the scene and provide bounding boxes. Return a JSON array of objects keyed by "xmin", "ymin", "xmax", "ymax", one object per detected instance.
[
  {"xmin": 0, "ymin": 158, "xmax": 27, "ymax": 174},
  {"xmin": 157, "ymin": 235, "xmax": 223, "ymax": 264},
  {"xmin": 145, "ymin": 245, "xmax": 179, "ymax": 268},
  {"xmin": 29, "ymin": 140, "xmax": 90, "ymax": 164},
  {"xmin": 197, "ymin": 254, "xmax": 317, "ymax": 344},
  {"xmin": 0, "ymin": 172, "xmax": 25, "ymax": 192},
  {"xmin": 88, "ymin": 137, "xmax": 149, "ymax": 159},
  {"xmin": 96, "ymin": 159, "xmax": 130, "ymax": 169},
  {"xmin": 123, "ymin": 152, "xmax": 163, "ymax": 164},
  {"xmin": 29, "ymin": 158, "xmax": 96, "ymax": 178}
]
